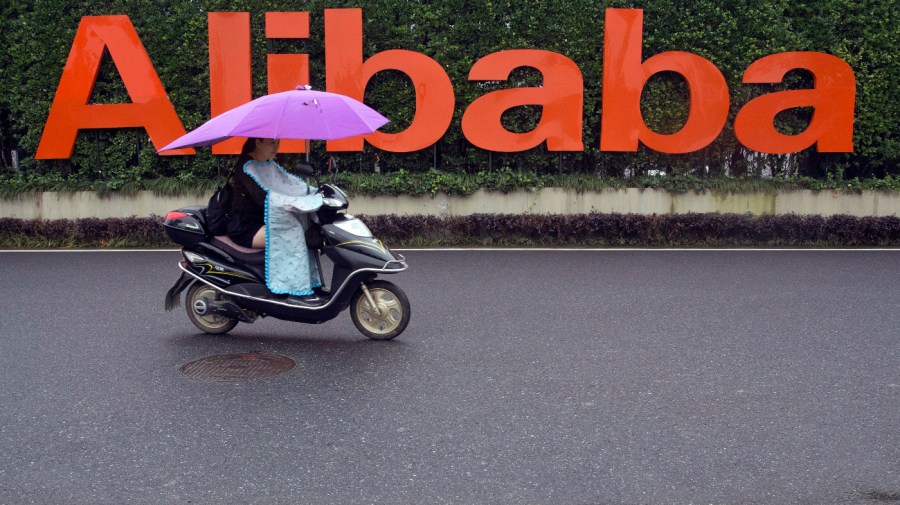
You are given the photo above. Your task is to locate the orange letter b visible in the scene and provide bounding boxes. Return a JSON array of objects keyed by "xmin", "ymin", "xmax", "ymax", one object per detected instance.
[
  {"xmin": 600, "ymin": 9, "xmax": 730, "ymax": 154},
  {"xmin": 324, "ymin": 9, "xmax": 454, "ymax": 153}
]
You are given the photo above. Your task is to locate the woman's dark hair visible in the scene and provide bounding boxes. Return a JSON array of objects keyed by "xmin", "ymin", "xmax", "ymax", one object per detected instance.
[
  {"xmin": 231, "ymin": 137, "xmax": 259, "ymax": 177},
  {"xmin": 240, "ymin": 137, "xmax": 257, "ymax": 155}
]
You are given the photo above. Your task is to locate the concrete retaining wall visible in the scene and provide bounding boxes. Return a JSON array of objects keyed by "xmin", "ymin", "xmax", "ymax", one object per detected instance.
[{"xmin": 1, "ymin": 188, "xmax": 898, "ymax": 220}]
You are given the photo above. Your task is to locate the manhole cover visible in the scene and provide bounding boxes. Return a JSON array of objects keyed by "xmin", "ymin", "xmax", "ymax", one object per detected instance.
[{"xmin": 180, "ymin": 352, "xmax": 295, "ymax": 382}]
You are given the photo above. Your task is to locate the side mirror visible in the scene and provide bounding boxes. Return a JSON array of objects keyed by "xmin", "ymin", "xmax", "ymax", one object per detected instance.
[{"xmin": 293, "ymin": 162, "xmax": 316, "ymax": 177}]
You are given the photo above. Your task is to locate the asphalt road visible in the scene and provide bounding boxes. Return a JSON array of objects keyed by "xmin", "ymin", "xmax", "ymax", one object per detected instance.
[{"xmin": 0, "ymin": 249, "xmax": 898, "ymax": 505}]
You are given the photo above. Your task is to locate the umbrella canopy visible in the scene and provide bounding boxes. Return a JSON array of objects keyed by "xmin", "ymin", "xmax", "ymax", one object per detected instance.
[{"xmin": 158, "ymin": 87, "xmax": 389, "ymax": 152}]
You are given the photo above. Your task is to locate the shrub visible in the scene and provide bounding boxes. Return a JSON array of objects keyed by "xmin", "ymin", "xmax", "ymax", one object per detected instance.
[
  {"xmin": 1, "ymin": 213, "xmax": 898, "ymax": 249},
  {"xmin": 359, "ymin": 213, "xmax": 900, "ymax": 248}
]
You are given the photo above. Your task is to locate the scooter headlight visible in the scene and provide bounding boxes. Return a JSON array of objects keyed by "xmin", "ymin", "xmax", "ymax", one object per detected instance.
[{"xmin": 333, "ymin": 218, "xmax": 373, "ymax": 238}]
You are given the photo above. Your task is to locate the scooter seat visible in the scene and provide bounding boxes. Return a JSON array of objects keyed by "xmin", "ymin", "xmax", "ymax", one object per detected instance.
[{"xmin": 210, "ymin": 235, "xmax": 266, "ymax": 265}]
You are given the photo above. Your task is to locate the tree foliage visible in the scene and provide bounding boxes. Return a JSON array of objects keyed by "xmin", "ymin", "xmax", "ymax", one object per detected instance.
[{"xmin": 0, "ymin": 0, "xmax": 896, "ymax": 189}]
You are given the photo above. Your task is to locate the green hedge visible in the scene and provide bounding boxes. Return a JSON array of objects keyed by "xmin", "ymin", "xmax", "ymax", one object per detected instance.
[
  {"xmin": 2, "ymin": 168, "xmax": 900, "ymax": 200},
  {"xmin": 0, "ymin": 0, "xmax": 897, "ymax": 190},
  {"xmin": 2, "ymin": 213, "xmax": 898, "ymax": 248}
]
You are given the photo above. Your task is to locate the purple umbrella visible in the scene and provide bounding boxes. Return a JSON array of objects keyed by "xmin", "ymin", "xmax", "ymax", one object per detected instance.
[{"xmin": 158, "ymin": 87, "xmax": 389, "ymax": 153}]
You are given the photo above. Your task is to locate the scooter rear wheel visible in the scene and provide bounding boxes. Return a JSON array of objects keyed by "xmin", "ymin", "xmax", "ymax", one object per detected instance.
[
  {"xmin": 185, "ymin": 282, "xmax": 239, "ymax": 334},
  {"xmin": 351, "ymin": 280, "xmax": 410, "ymax": 340}
]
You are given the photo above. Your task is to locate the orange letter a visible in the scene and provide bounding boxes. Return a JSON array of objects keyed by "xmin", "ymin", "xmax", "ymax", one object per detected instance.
[
  {"xmin": 36, "ymin": 15, "xmax": 192, "ymax": 159},
  {"xmin": 734, "ymin": 52, "xmax": 855, "ymax": 153}
]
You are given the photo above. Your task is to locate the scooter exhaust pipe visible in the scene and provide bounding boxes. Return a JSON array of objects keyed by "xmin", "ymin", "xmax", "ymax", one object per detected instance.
[{"xmin": 195, "ymin": 296, "xmax": 257, "ymax": 323}]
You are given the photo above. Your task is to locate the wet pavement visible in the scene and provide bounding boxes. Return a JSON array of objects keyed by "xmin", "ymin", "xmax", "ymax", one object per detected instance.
[{"xmin": 0, "ymin": 249, "xmax": 898, "ymax": 504}]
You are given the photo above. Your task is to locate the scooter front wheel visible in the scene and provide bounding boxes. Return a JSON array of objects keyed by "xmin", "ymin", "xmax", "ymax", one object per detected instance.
[
  {"xmin": 185, "ymin": 282, "xmax": 238, "ymax": 334},
  {"xmin": 351, "ymin": 280, "xmax": 410, "ymax": 340}
]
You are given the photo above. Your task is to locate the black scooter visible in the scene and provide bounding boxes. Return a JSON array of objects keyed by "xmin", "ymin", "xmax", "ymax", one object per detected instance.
[{"xmin": 162, "ymin": 164, "xmax": 410, "ymax": 340}]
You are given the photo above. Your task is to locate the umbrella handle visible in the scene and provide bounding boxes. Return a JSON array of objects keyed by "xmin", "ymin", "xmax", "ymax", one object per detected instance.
[{"xmin": 327, "ymin": 157, "xmax": 339, "ymax": 185}]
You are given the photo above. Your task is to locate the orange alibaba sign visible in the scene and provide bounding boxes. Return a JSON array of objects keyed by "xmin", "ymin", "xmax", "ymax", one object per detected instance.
[{"xmin": 35, "ymin": 8, "xmax": 856, "ymax": 159}]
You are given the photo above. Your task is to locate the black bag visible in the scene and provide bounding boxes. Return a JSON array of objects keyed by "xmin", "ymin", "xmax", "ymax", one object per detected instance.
[
  {"xmin": 206, "ymin": 183, "xmax": 232, "ymax": 236},
  {"xmin": 305, "ymin": 224, "xmax": 323, "ymax": 249}
]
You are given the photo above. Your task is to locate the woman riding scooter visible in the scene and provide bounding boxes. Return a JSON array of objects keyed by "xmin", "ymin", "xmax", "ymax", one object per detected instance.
[
  {"xmin": 161, "ymin": 87, "xmax": 409, "ymax": 339},
  {"xmin": 226, "ymin": 137, "xmax": 323, "ymax": 305}
]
